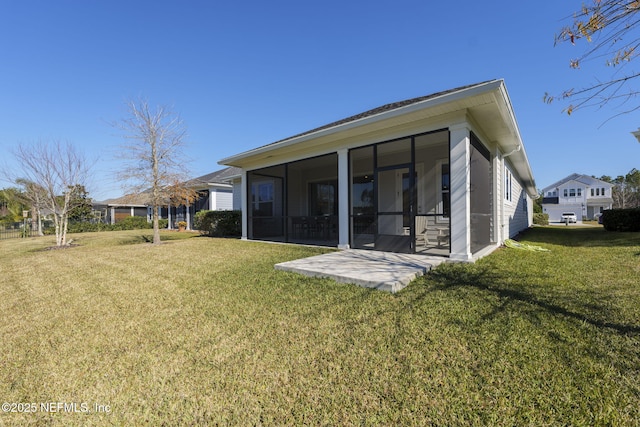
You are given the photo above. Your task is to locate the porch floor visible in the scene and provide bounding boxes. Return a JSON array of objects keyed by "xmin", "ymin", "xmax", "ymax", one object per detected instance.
[{"xmin": 275, "ymin": 249, "xmax": 447, "ymax": 293}]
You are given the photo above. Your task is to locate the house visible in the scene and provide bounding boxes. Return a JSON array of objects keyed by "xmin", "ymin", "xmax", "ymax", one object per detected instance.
[
  {"xmin": 219, "ymin": 80, "xmax": 536, "ymax": 262},
  {"xmin": 170, "ymin": 166, "xmax": 241, "ymax": 229},
  {"xmin": 541, "ymin": 173, "xmax": 613, "ymax": 222},
  {"xmin": 99, "ymin": 166, "xmax": 241, "ymax": 228}
]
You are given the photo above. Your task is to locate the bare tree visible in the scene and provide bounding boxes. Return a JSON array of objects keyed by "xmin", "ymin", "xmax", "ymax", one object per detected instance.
[
  {"xmin": 114, "ymin": 98, "xmax": 191, "ymax": 244},
  {"xmin": 10, "ymin": 141, "xmax": 91, "ymax": 246},
  {"xmin": 15, "ymin": 178, "xmax": 48, "ymax": 236},
  {"xmin": 546, "ymin": 0, "xmax": 640, "ymax": 115}
]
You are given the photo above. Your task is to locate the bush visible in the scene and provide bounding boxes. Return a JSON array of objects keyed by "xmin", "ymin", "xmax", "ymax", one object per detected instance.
[
  {"xmin": 117, "ymin": 216, "xmax": 152, "ymax": 230},
  {"xmin": 533, "ymin": 213, "xmax": 549, "ymax": 226},
  {"xmin": 602, "ymin": 208, "xmax": 640, "ymax": 232},
  {"xmin": 194, "ymin": 210, "xmax": 241, "ymax": 237},
  {"xmin": 66, "ymin": 216, "xmax": 154, "ymax": 234}
]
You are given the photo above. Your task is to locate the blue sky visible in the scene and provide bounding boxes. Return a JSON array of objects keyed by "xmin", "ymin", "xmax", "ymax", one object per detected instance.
[{"xmin": 1, "ymin": 0, "xmax": 639, "ymax": 200}]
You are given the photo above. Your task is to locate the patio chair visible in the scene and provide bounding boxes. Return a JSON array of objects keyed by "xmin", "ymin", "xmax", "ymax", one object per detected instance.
[{"xmin": 415, "ymin": 216, "xmax": 430, "ymax": 247}]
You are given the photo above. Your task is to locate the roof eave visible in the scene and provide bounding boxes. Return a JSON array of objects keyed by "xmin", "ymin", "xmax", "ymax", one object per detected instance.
[
  {"xmin": 219, "ymin": 80, "xmax": 504, "ymax": 167},
  {"xmin": 494, "ymin": 82, "xmax": 537, "ymax": 197}
]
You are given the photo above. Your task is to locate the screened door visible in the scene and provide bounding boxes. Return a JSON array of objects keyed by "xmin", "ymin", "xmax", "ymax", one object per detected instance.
[{"xmin": 376, "ymin": 166, "xmax": 413, "ymax": 253}]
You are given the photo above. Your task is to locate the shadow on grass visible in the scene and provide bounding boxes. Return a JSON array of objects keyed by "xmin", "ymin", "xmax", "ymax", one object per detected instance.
[
  {"xmin": 115, "ymin": 233, "xmax": 196, "ymax": 245},
  {"xmin": 420, "ymin": 264, "xmax": 640, "ymax": 336}
]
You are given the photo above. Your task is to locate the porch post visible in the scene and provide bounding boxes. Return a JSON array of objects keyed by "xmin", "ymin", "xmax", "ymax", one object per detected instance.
[
  {"xmin": 337, "ymin": 149, "xmax": 350, "ymax": 249},
  {"xmin": 241, "ymin": 170, "xmax": 248, "ymax": 240},
  {"xmin": 110, "ymin": 207, "xmax": 115, "ymax": 225},
  {"xmin": 167, "ymin": 205, "xmax": 172, "ymax": 229},
  {"xmin": 449, "ymin": 123, "xmax": 472, "ymax": 261}
]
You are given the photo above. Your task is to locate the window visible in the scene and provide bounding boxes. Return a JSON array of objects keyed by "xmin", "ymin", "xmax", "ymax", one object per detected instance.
[
  {"xmin": 569, "ymin": 188, "xmax": 576, "ymax": 197},
  {"xmin": 577, "ymin": 188, "xmax": 582, "ymax": 197},
  {"xmin": 309, "ymin": 181, "xmax": 337, "ymax": 216},
  {"xmin": 505, "ymin": 168, "xmax": 512, "ymax": 201},
  {"xmin": 591, "ymin": 188, "xmax": 594, "ymax": 197},
  {"xmin": 601, "ymin": 187, "xmax": 605, "ymax": 196},
  {"xmin": 441, "ymin": 163, "xmax": 450, "ymax": 217},
  {"xmin": 564, "ymin": 189, "xmax": 568, "ymax": 197},
  {"xmin": 596, "ymin": 188, "xmax": 600, "ymax": 196},
  {"xmin": 251, "ymin": 181, "xmax": 274, "ymax": 217},
  {"xmin": 436, "ymin": 160, "xmax": 450, "ymax": 218}
]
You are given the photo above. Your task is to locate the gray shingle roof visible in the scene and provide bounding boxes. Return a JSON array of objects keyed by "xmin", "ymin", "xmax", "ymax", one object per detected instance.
[
  {"xmin": 267, "ymin": 80, "xmax": 495, "ymax": 146},
  {"xmin": 542, "ymin": 173, "xmax": 612, "ymax": 192},
  {"xmin": 102, "ymin": 167, "xmax": 240, "ymax": 206},
  {"xmin": 186, "ymin": 166, "xmax": 241, "ymax": 187}
]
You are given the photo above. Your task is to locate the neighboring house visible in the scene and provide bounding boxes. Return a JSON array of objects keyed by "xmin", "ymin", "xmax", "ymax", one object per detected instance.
[
  {"xmin": 98, "ymin": 166, "xmax": 241, "ymax": 228},
  {"xmin": 541, "ymin": 173, "xmax": 613, "ymax": 222},
  {"xmin": 219, "ymin": 80, "xmax": 536, "ymax": 262}
]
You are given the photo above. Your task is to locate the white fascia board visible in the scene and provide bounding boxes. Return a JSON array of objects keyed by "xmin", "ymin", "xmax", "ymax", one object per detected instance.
[
  {"xmin": 494, "ymin": 83, "xmax": 537, "ymax": 197},
  {"xmin": 219, "ymin": 80, "xmax": 504, "ymax": 167},
  {"xmin": 207, "ymin": 182, "xmax": 233, "ymax": 190}
]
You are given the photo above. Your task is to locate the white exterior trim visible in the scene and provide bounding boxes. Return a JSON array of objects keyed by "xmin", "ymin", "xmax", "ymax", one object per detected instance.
[
  {"xmin": 220, "ymin": 80, "xmax": 535, "ymax": 260},
  {"xmin": 449, "ymin": 123, "xmax": 472, "ymax": 261}
]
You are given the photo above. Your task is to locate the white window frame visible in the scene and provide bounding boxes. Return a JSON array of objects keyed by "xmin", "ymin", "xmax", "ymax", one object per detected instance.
[{"xmin": 504, "ymin": 167, "xmax": 513, "ymax": 202}]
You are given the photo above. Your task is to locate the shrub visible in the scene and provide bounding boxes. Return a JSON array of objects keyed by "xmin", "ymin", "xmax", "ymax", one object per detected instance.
[
  {"xmin": 117, "ymin": 216, "xmax": 152, "ymax": 230},
  {"xmin": 533, "ymin": 213, "xmax": 549, "ymax": 226},
  {"xmin": 194, "ymin": 210, "xmax": 241, "ymax": 237},
  {"xmin": 65, "ymin": 216, "xmax": 153, "ymax": 234},
  {"xmin": 602, "ymin": 208, "xmax": 640, "ymax": 232}
]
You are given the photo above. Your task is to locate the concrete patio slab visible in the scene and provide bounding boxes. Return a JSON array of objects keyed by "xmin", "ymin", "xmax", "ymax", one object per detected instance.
[{"xmin": 275, "ymin": 249, "xmax": 447, "ymax": 293}]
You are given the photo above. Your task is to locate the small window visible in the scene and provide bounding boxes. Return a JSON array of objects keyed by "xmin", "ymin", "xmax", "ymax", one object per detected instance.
[
  {"xmin": 591, "ymin": 188, "xmax": 594, "ymax": 197},
  {"xmin": 577, "ymin": 188, "xmax": 582, "ymax": 197},
  {"xmin": 596, "ymin": 188, "xmax": 600, "ymax": 196},
  {"xmin": 601, "ymin": 187, "xmax": 605, "ymax": 196},
  {"xmin": 505, "ymin": 169, "xmax": 512, "ymax": 202},
  {"xmin": 564, "ymin": 189, "xmax": 568, "ymax": 197},
  {"xmin": 569, "ymin": 188, "xmax": 576, "ymax": 197}
]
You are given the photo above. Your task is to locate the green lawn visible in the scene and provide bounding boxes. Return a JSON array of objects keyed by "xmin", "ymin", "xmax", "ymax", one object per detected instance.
[{"xmin": 0, "ymin": 227, "xmax": 639, "ymax": 426}]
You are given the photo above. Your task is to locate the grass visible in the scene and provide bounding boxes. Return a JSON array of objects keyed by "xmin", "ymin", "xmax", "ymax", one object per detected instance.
[{"xmin": 0, "ymin": 227, "xmax": 639, "ymax": 426}]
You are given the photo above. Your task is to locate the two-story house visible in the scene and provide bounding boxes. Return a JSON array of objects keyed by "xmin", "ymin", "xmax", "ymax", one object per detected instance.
[{"xmin": 541, "ymin": 173, "xmax": 613, "ymax": 222}]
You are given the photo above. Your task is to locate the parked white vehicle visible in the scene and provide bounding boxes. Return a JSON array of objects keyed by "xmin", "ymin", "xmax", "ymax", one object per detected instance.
[{"xmin": 561, "ymin": 212, "xmax": 577, "ymax": 223}]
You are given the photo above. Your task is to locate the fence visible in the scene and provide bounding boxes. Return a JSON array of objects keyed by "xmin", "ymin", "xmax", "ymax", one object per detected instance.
[{"xmin": 0, "ymin": 222, "xmax": 40, "ymax": 240}]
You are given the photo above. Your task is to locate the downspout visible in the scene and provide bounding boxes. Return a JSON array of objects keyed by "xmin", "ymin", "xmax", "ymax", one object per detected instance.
[{"xmin": 502, "ymin": 144, "xmax": 521, "ymax": 158}]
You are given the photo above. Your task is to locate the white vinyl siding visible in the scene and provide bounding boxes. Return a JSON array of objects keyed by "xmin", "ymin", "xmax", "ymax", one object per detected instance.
[
  {"xmin": 502, "ymin": 163, "xmax": 531, "ymax": 238},
  {"xmin": 214, "ymin": 189, "xmax": 233, "ymax": 211},
  {"xmin": 232, "ymin": 180, "xmax": 242, "ymax": 210}
]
